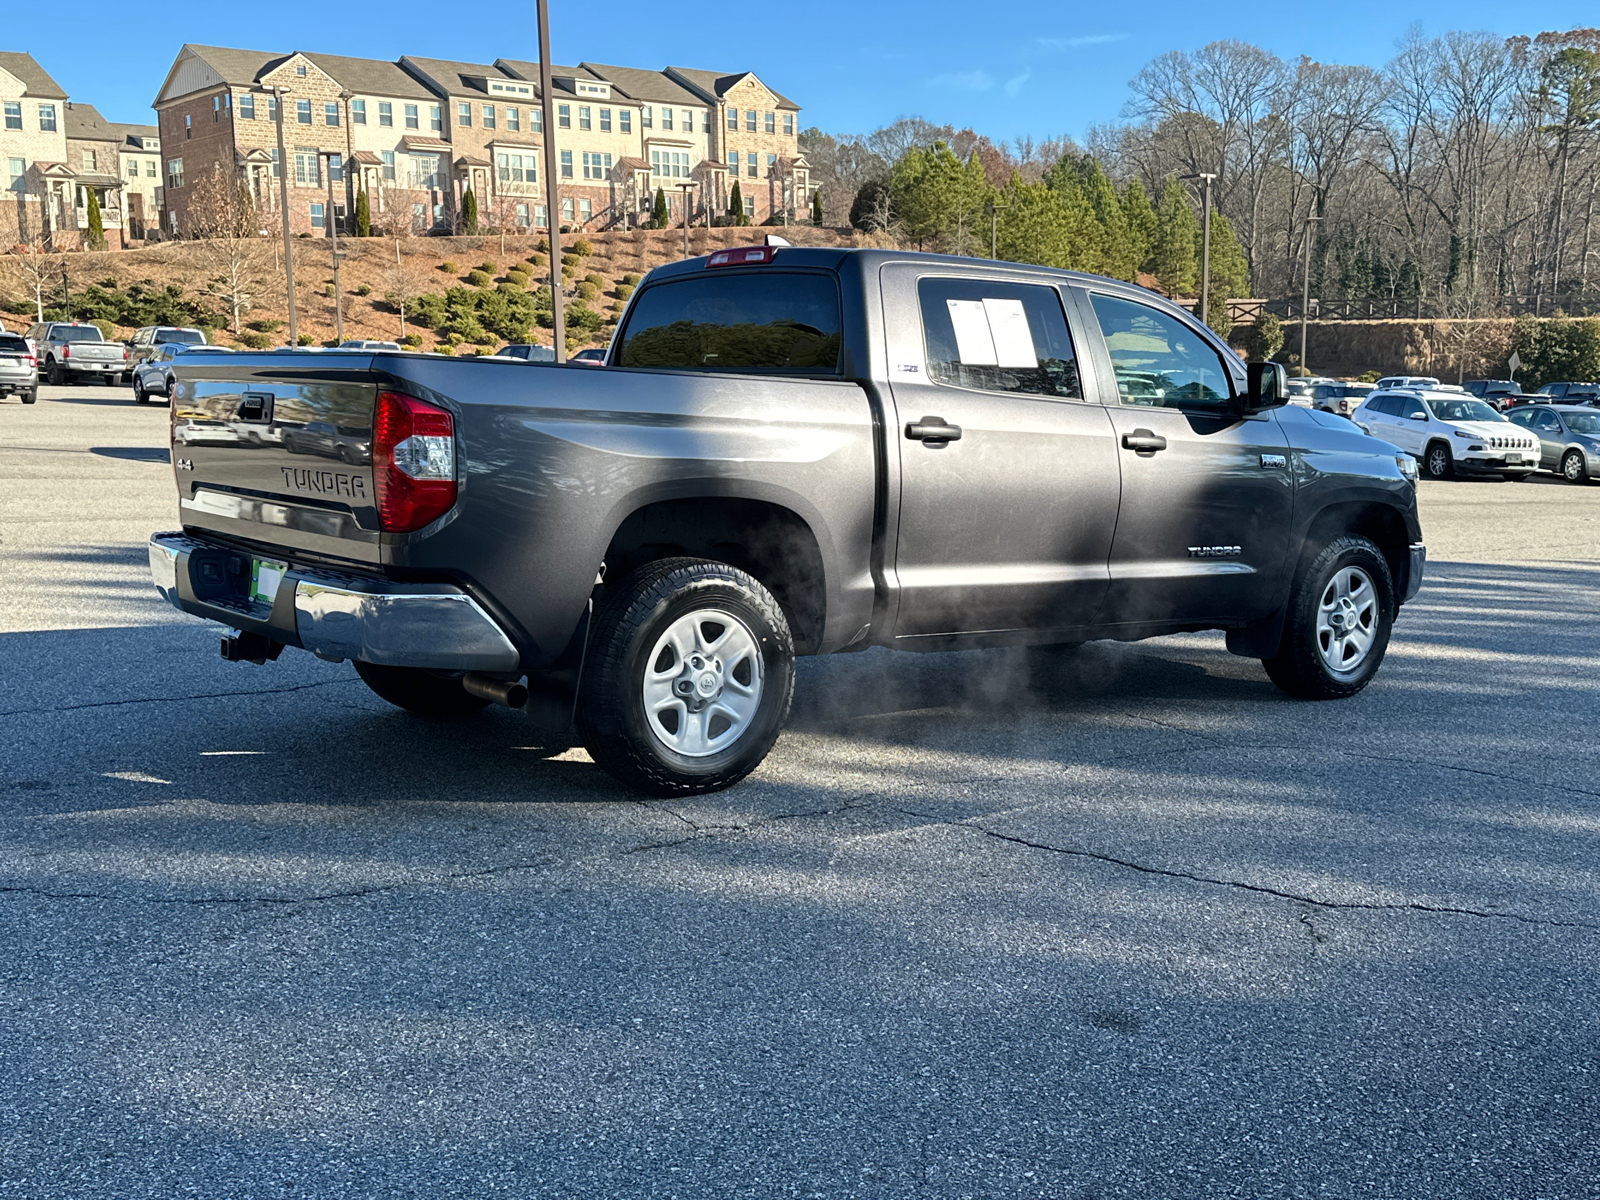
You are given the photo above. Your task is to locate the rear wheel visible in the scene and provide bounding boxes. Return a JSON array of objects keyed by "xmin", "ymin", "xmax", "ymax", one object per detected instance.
[
  {"xmin": 132, "ymin": 377, "xmax": 147, "ymax": 404},
  {"xmin": 1423, "ymin": 441, "xmax": 1453, "ymax": 480},
  {"xmin": 47, "ymin": 360, "xmax": 63, "ymax": 387},
  {"xmin": 576, "ymin": 558, "xmax": 795, "ymax": 796},
  {"xmin": 22, "ymin": 388, "xmax": 36, "ymax": 404},
  {"xmin": 353, "ymin": 662, "xmax": 492, "ymax": 715},
  {"xmin": 1562, "ymin": 449, "xmax": 1588, "ymax": 483},
  {"xmin": 1262, "ymin": 535, "xmax": 1395, "ymax": 700}
]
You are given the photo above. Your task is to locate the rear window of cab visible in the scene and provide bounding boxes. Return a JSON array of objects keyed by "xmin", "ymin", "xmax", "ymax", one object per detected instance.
[{"xmin": 613, "ymin": 270, "xmax": 842, "ymax": 375}]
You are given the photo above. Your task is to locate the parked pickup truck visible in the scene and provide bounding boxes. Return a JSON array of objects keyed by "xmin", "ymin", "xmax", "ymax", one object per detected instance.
[
  {"xmin": 148, "ymin": 246, "xmax": 1425, "ymax": 795},
  {"xmin": 27, "ymin": 321, "xmax": 128, "ymax": 386}
]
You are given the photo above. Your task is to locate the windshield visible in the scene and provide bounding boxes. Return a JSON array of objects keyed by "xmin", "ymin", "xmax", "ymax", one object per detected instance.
[
  {"xmin": 157, "ymin": 329, "xmax": 205, "ymax": 345},
  {"xmin": 0, "ymin": 335, "xmax": 28, "ymax": 353},
  {"xmin": 1564, "ymin": 412, "xmax": 1600, "ymax": 434},
  {"xmin": 54, "ymin": 326, "xmax": 105, "ymax": 342},
  {"xmin": 1426, "ymin": 398, "xmax": 1503, "ymax": 423}
]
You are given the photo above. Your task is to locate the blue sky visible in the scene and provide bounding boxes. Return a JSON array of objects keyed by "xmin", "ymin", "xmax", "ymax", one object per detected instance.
[{"xmin": 49, "ymin": 0, "xmax": 1600, "ymax": 141}]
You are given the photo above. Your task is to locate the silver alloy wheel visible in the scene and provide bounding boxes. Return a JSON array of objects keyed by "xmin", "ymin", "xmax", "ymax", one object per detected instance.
[
  {"xmin": 1426, "ymin": 445, "xmax": 1450, "ymax": 477},
  {"xmin": 641, "ymin": 608, "xmax": 764, "ymax": 758},
  {"xmin": 1316, "ymin": 566, "xmax": 1377, "ymax": 674},
  {"xmin": 1563, "ymin": 450, "xmax": 1586, "ymax": 482}
]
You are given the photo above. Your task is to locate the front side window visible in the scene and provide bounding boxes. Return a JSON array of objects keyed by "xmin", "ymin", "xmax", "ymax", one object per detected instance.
[
  {"xmin": 1425, "ymin": 398, "xmax": 1505, "ymax": 424},
  {"xmin": 1089, "ymin": 293, "xmax": 1231, "ymax": 410},
  {"xmin": 616, "ymin": 271, "xmax": 842, "ymax": 375},
  {"xmin": 351, "ymin": 99, "xmax": 366, "ymax": 124},
  {"xmin": 38, "ymin": 104, "xmax": 56, "ymax": 131},
  {"xmin": 917, "ymin": 276, "xmax": 1081, "ymax": 399},
  {"xmin": 3, "ymin": 102, "xmax": 21, "ymax": 131},
  {"xmin": 379, "ymin": 101, "xmax": 392, "ymax": 127}
]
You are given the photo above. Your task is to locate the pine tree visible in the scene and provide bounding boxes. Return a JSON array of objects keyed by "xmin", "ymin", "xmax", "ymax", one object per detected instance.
[
  {"xmin": 1120, "ymin": 177, "xmax": 1158, "ymax": 275},
  {"xmin": 887, "ymin": 141, "xmax": 988, "ymax": 249},
  {"xmin": 1197, "ymin": 210, "xmax": 1250, "ymax": 334},
  {"xmin": 461, "ymin": 188, "xmax": 479, "ymax": 235},
  {"xmin": 992, "ymin": 170, "xmax": 1104, "ymax": 272},
  {"xmin": 1151, "ymin": 176, "xmax": 1198, "ymax": 298},
  {"xmin": 1078, "ymin": 158, "xmax": 1136, "ymax": 280},
  {"xmin": 727, "ymin": 181, "xmax": 745, "ymax": 226},
  {"xmin": 653, "ymin": 187, "xmax": 670, "ymax": 229},
  {"xmin": 811, "ymin": 188, "xmax": 823, "ymax": 226},
  {"xmin": 1040, "ymin": 158, "xmax": 1108, "ymax": 271},
  {"xmin": 85, "ymin": 190, "xmax": 105, "ymax": 250},
  {"xmin": 354, "ymin": 189, "xmax": 371, "ymax": 238}
]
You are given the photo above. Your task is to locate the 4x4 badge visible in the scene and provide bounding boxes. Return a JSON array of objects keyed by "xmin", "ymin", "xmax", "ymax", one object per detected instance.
[{"xmin": 174, "ymin": 458, "xmax": 193, "ymax": 471}]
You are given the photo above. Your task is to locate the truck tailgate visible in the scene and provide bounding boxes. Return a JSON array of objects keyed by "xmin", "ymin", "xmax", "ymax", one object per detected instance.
[{"xmin": 171, "ymin": 354, "xmax": 382, "ymax": 564}]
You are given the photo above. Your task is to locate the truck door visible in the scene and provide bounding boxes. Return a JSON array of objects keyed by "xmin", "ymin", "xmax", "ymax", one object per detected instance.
[
  {"xmin": 1075, "ymin": 288, "xmax": 1292, "ymax": 628},
  {"xmin": 881, "ymin": 265, "xmax": 1121, "ymax": 641}
]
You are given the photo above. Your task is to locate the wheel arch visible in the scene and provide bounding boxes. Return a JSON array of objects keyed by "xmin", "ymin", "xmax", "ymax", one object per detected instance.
[
  {"xmin": 600, "ymin": 497, "xmax": 828, "ymax": 654},
  {"xmin": 1302, "ymin": 500, "xmax": 1414, "ymax": 601}
]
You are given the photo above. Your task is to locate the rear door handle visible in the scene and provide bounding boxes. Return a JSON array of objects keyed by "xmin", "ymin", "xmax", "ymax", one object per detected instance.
[
  {"xmin": 906, "ymin": 417, "xmax": 963, "ymax": 446},
  {"xmin": 1121, "ymin": 428, "xmax": 1167, "ymax": 454}
]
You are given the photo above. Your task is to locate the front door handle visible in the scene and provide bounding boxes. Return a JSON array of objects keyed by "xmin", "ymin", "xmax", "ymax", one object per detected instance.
[
  {"xmin": 906, "ymin": 417, "xmax": 963, "ymax": 446},
  {"xmin": 1122, "ymin": 428, "xmax": 1168, "ymax": 454}
]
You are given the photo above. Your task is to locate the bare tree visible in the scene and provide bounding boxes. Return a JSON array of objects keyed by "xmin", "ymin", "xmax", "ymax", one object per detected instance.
[
  {"xmin": 0, "ymin": 215, "xmax": 67, "ymax": 322},
  {"xmin": 186, "ymin": 166, "xmax": 269, "ymax": 334},
  {"xmin": 378, "ymin": 232, "xmax": 430, "ymax": 340}
]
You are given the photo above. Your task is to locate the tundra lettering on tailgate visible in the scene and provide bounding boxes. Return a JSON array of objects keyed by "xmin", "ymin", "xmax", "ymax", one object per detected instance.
[{"xmin": 280, "ymin": 467, "xmax": 367, "ymax": 499}]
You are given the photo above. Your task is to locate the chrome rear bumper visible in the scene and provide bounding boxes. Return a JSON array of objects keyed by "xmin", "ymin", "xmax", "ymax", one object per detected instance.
[{"xmin": 149, "ymin": 531, "xmax": 520, "ymax": 672}]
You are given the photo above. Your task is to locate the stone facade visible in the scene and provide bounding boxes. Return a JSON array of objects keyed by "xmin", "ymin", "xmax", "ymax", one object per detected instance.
[{"xmin": 0, "ymin": 53, "xmax": 72, "ymax": 247}]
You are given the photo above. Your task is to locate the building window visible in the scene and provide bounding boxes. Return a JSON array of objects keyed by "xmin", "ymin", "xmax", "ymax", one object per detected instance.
[
  {"xmin": 530, "ymin": 107, "xmax": 542, "ymax": 133},
  {"xmin": 166, "ymin": 158, "xmax": 184, "ymax": 189},
  {"xmin": 433, "ymin": 202, "xmax": 444, "ymax": 224},
  {"xmin": 765, "ymin": 111, "xmax": 776, "ymax": 134},
  {"xmin": 410, "ymin": 154, "xmax": 440, "ymax": 189},
  {"xmin": 535, "ymin": 203, "xmax": 546, "ymax": 228},
  {"xmin": 582, "ymin": 151, "xmax": 612, "ymax": 180},
  {"xmin": 560, "ymin": 197, "xmax": 573, "ymax": 223},
  {"xmin": 745, "ymin": 110, "xmax": 756, "ymax": 132},
  {"xmin": 430, "ymin": 105, "xmax": 441, "ymax": 132},
  {"xmin": 212, "ymin": 96, "xmax": 221, "ymax": 122},
  {"xmin": 81, "ymin": 149, "xmax": 95, "ymax": 171},
  {"xmin": 650, "ymin": 150, "xmax": 688, "ymax": 178},
  {"xmin": 619, "ymin": 109, "xmax": 631, "ymax": 134},
  {"xmin": 560, "ymin": 149, "xmax": 572, "ymax": 178},
  {"xmin": 404, "ymin": 103, "xmax": 418, "ymax": 129},
  {"xmin": 515, "ymin": 201, "xmax": 529, "ymax": 227},
  {"xmin": 269, "ymin": 148, "xmax": 279, "ymax": 178},
  {"xmin": 127, "ymin": 158, "xmax": 138, "ymax": 179},
  {"xmin": 457, "ymin": 102, "xmax": 471, "ymax": 127},
  {"xmin": 413, "ymin": 202, "xmax": 426, "ymax": 227},
  {"xmin": 578, "ymin": 197, "xmax": 591, "ymax": 222},
  {"xmin": 747, "ymin": 152, "xmax": 758, "ymax": 178},
  {"xmin": 782, "ymin": 112, "xmax": 794, "ymax": 135},
  {"xmin": 239, "ymin": 92, "xmax": 255, "ymax": 120},
  {"xmin": 3, "ymin": 102, "xmax": 20, "ymax": 131},
  {"xmin": 381, "ymin": 150, "xmax": 395, "ymax": 180},
  {"xmin": 507, "ymin": 106, "xmax": 519, "ymax": 132},
  {"xmin": 766, "ymin": 154, "xmax": 776, "ymax": 174},
  {"xmin": 497, "ymin": 152, "xmax": 535, "ymax": 183},
  {"xmin": 641, "ymin": 106, "xmax": 652, "ymax": 129},
  {"xmin": 310, "ymin": 202, "xmax": 325, "ymax": 229},
  {"xmin": 483, "ymin": 104, "xmax": 495, "ymax": 129},
  {"xmin": 744, "ymin": 196, "xmax": 754, "ymax": 217},
  {"xmin": 328, "ymin": 153, "xmax": 343, "ymax": 182},
  {"xmin": 145, "ymin": 159, "xmax": 156, "ymax": 178},
  {"xmin": 294, "ymin": 151, "xmax": 321, "ymax": 187},
  {"xmin": 7, "ymin": 158, "xmax": 25, "ymax": 190},
  {"xmin": 295, "ymin": 64, "xmax": 306, "ymax": 77},
  {"xmin": 682, "ymin": 109, "xmax": 692, "ymax": 131},
  {"xmin": 267, "ymin": 96, "xmax": 277, "ymax": 122},
  {"xmin": 184, "ymin": 114, "xmax": 191, "ymax": 138},
  {"xmin": 378, "ymin": 101, "xmax": 392, "ymax": 127},
  {"xmin": 578, "ymin": 105, "xmax": 591, "ymax": 131},
  {"xmin": 352, "ymin": 99, "xmax": 367, "ymax": 124},
  {"xmin": 325, "ymin": 102, "xmax": 339, "ymax": 126},
  {"xmin": 558, "ymin": 104, "xmax": 570, "ymax": 129},
  {"xmin": 296, "ymin": 99, "xmax": 311, "ymax": 125},
  {"xmin": 599, "ymin": 108, "xmax": 611, "ymax": 133},
  {"xmin": 38, "ymin": 104, "xmax": 56, "ymax": 132},
  {"xmin": 727, "ymin": 151, "xmax": 738, "ymax": 174},
  {"xmin": 661, "ymin": 108, "xmax": 673, "ymax": 131},
  {"xmin": 726, "ymin": 108, "xmax": 737, "ymax": 131}
]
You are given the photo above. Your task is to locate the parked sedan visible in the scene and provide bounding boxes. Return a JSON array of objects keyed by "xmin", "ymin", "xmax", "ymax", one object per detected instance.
[
  {"xmin": 1352, "ymin": 389, "xmax": 1539, "ymax": 480},
  {"xmin": 131, "ymin": 343, "xmax": 183, "ymax": 404},
  {"xmin": 0, "ymin": 331, "xmax": 38, "ymax": 403},
  {"xmin": 1506, "ymin": 403, "xmax": 1600, "ymax": 482}
]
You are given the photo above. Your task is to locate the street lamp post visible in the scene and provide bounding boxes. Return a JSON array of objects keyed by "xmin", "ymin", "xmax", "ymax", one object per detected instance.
[
  {"xmin": 257, "ymin": 85, "xmax": 297, "ymax": 347},
  {"xmin": 1180, "ymin": 172, "xmax": 1216, "ymax": 325},
  {"xmin": 1300, "ymin": 213, "xmax": 1322, "ymax": 377},
  {"xmin": 323, "ymin": 152, "xmax": 345, "ymax": 344},
  {"xmin": 677, "ymin": 181, "xmax": 697, "ymax": 258},
  {"xmin": 535, "ymin": 0, "xmax": 565, "ymax": 362},
  {"xmin": 986, "ymin": 202, "xmax": 1009, "ymax": 260}
]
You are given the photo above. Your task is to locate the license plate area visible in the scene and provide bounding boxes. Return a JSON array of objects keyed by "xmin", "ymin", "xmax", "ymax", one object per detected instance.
[{"xmin": 250, "ymin": 558, "xmax": 287, "ymax": 605}]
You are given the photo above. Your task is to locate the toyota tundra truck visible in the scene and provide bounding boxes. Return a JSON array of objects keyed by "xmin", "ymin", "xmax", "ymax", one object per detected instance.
[{"xmin": 148, "ymin": 245, "xmax": 1425, "ymax": 795}]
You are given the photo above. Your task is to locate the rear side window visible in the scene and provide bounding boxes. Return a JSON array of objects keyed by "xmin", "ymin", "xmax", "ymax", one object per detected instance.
[
  {"xmin": 1088, "ymin": 293, "xmax": 1231, "ymax": 410},
  {"xmin": 614, "ymin": 271, "xmax": 841, "ymax": 374},
  {"xmin": 916, "ymin": 276, "xmax": 1080, "ymax": 399}
]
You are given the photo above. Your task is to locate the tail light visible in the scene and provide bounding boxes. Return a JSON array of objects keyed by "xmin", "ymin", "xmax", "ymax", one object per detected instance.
[
  {"xmin": 373, "ymin": 390, "xmax": 456, "ymax": 532},
  {"xmin": 62, "ymin": 344, "xmax": 70, "ymax": 360}
]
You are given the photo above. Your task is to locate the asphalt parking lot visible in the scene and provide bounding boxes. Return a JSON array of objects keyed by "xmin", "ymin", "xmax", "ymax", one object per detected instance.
[{"xmin": 3, "ymin": 385, "xmax": 1599, "ymax": 1199}]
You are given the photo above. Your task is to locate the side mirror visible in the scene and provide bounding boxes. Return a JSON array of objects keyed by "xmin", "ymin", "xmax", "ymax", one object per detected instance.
[{"xmin": 1238, "ymin": 361, "xmax": 1286, "ymax": 415}]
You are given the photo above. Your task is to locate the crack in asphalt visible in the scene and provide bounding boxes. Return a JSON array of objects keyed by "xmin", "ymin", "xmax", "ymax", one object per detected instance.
[{"xmin": 0, "ymin": 679, "xmax": 353, "ymax": 719}]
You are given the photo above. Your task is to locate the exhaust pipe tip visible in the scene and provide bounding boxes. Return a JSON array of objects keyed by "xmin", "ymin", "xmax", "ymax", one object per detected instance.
[{"xmin": 462, "ymin": 672, "xmax": 528, "ymax": 708}]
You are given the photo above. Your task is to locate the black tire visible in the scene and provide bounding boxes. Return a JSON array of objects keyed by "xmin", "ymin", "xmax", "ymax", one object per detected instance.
[
  {"xmin": 1422, "ymin": 441, "xmax": 1452, "ymax": 480},
  {"xmin": 352, "ymin": 661, "xmax": 492, "ymax": 716},
  {"xmin": 132, "ymin": 377, "xmax": 147, "ymax": 404},
  {"xmin": 46, "ymin": 360, "xmax": 62, "ymax": 387},
  {"xmin": 22, "ymin": 388, "xmax": 36, "ymax": 404},
  {"xmin": 1262, "ymin": 534, "xmax": 1395, "ymax": 701},
  {"xmin": 1562, "ymin": 450, "xmax": 1588, "ymax": 484},
  {"xmin": 576, "ymin": 557, "xmax": 795, "ymax": 797}
]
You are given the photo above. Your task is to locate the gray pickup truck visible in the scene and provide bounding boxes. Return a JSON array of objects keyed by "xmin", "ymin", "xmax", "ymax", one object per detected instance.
[
  {"xmin": 148, "ymin": 246, "xmax": 1425, "ymax": 795},
  {"xmin": 28, "ymin": 321, "xmax": 128, "ymax": 386}
]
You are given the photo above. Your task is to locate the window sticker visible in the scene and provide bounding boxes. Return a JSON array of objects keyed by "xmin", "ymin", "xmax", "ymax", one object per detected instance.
[
  {"xmin": 946, "ymin": 299, "xmax": 997, "ymax": 366},
  {"xmin": 982, "ymin": 298, "xmax": 1037, "ymax": 369}
]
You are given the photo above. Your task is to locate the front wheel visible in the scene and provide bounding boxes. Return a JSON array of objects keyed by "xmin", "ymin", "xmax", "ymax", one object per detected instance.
[
  {"xmin": 1562, "ymin": 450, "xmax": 1588, "ymax": 484},
  {"xmin": 576, "ymin": 558, "xmax": 795, "ymax": 796},
  {"xmin": 1423, "ymin": 442, "xmax": 1452, "ymax": 480},
  {"xmin": 132, "ymin": 377, "xmax": 147, "ymax": 404},
  {"xmin": 1262, "ymin": 535, "xmax": 1395, "ymax": 700},
  {"xmin": 353, "ymin": 661, "xmax": 492, "ymax": 715}
]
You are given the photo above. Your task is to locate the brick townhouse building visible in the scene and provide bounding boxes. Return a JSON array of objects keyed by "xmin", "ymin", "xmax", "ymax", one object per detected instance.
[
  {"xmin": 1, "ymin": 51, "xmax": 162, "ymax": 249},
  {"xmin": 153, "ymin": 43, "xmax": 809, "ymax": 237}
]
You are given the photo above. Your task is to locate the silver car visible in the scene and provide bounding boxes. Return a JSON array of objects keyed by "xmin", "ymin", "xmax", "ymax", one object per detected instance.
[
  {"xmin": 0, "ymin": 331, "xmax": 38, "ymax": 403},
  {"xmin": 1505, "ymin": 403, "xmax": 1600, "ymax": 483}
]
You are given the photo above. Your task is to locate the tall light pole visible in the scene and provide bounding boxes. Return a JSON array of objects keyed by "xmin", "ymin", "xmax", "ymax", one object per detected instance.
[
  {"xmin": 677, "ymin": 181, "xmax": 696, "ymax": 258},
  {"xmin": 323, "ymin": 151, "xmax": 345, "ymax": 343},
  {"xmin": 535, "ymin": 0, "xmax": 565, "ymax": 362},
  {"xmin": 986, "ymin": 201, "xmax": 1009, "ymax": 260},
  {"xmin": 1181, "ymin": 172, "xmax": 1217, "ymax": 325},
  {"xmin": 1300, "ymin": 213, "xmax": 1322, "ymax": 377},
  {"xmin": 257, "ymin": 85, "xmax": 297, "ymax": 347}
]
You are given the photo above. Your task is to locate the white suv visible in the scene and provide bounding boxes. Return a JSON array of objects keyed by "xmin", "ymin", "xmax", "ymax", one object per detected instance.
[{"xmin": 1352, "ymin": 389, "xmax": 1539, "ymax": 480}]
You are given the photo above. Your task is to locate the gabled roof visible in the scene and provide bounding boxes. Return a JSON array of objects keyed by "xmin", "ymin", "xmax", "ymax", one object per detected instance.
[
  {"xmin": 63, "ymin": 102, "xmax": 120, "ymax": 143},
  {"xmin": 666, "ymin": 66, "xmax": 799, "ymax": 111},
  {"xmin": 574, "ymin": 62, "xmax": 702, "ymax": 107},
  {"xmin": 400, "ymin": 56, "xmax": 520, "ymax": 99},
  {"xmin": 302, "ymin": 53, "xmax": 436, "ymax": 101},
  {"xmin": 153, "ymin": 44, "xmax": 288, "ymax": 106},
  {"xmin": 492, "ymin": 59, "xmax": 612, "ymax": 101},
  {"xmin": 0, "ymin": 52, "xmax": 68, "ymax": 100},
  {"xmin": 106, "ymin": 121, "xmax": 159, "ymax": 150}
]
